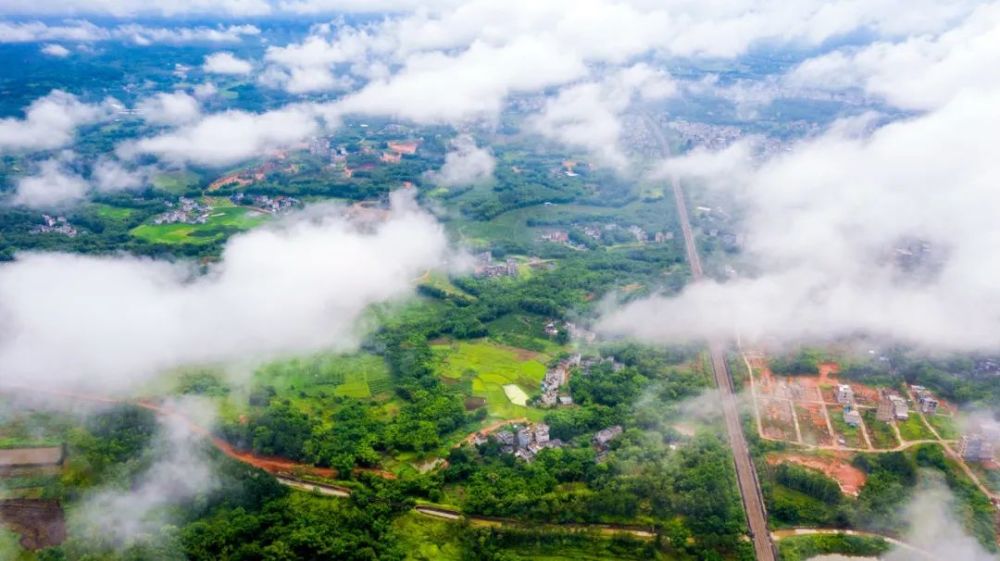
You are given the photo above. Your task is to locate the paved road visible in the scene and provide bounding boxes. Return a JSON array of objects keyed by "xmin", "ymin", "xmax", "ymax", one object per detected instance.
[{"xmin": 648, "ymin": 116, "xmax": 777, "ymax": 561}]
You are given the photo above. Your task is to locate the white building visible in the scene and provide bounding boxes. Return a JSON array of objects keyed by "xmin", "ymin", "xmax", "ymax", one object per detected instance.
[{"xmin": 836, "ymin": 384, "xmax": 854, "ymax": 405}]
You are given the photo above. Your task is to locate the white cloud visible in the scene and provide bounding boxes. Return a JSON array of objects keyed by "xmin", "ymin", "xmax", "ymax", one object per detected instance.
[
  {"xmin": 787, "ymin": 3, "xmax": 1000, "ymax": 111},
  {"xmin": 261, "ymin": 30, "xmax": 370, "ymax": 93},
  {"xmin": 202, "ymin": 51, "xmax": 253, "ymax": 75},
  {"xmin": 0, "ymin": 21, "xmax": 260, "ymax": 45},
  {"xmin": 135, "ymin": 91, "xmax": 202, "ymax": 125},
  {"xmin": 40, "ymin": 43, "xmax": 70, "ymax": 57},
  {"xmin": 600, "ymin": 87, "xmax": 1000, "ymax": 352},
  {"xmin": 0, "ymin": 192, "xmax": 450, "ymax": 393},
  {"xmin": 91, "ymin": 158, "xmax": 151, "ymax": 192},
  {"xmin": 71, "ymin": 398, "xmax": 218, "ymax": 544},
  {"xmin": 0, "ymin": 20, "xmax": 108, "ymax": 42},
  {"xmin": 0, "ymin": 1, "xmax": 271, "ymax": 17},
  {"xmin": 192, "ymin": 82, "xmax": 218, "ymax": 99},
  {"xmin": 333, "ymin": 37, "xmax": 586, "ymax": 123},
  {"xmin": 530, "ymin": 64, "xmax": 676, "ymax": 168},
  {"xmin": 11, "ymin": 155, "xmax": 89, "ymax": 208},
  {"xmin": 0, "ymin": 90, "xmax": 116, "ymax": 153},
  {"xmin": 885, "ymin": 479, "xmax": 997, "ymax": 561},
  {"xmin": 425, "ymin": 135, "xmax": 495, "ymax": 186},
  {"xmin": 120, "ymin": 105, "xmax": 320, "ymax": 167},
  {"xmin": 116, "ymin": 24, "xmax": 260, "ymax": 46}
]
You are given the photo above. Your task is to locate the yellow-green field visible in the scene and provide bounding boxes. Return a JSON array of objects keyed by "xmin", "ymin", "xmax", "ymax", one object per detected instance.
[
  {"xmin": 152, "ymin": 170, "xmax": 201, "ymax": 193},
  {"xmin": 130, "ymin": 204, "xmax": 267, "ymax": 245},
  {"xmin": 258, "ymin": 353, "xmax": 392, "ymax": 397},
  {"xmin": 432, "ymin": 340, "xmax": 548, "ymax": 421}
]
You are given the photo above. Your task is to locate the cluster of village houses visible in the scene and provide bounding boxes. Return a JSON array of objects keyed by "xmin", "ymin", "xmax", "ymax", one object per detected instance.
[
  {"xmin": 475, "ymin": 421, "xmax": 624, "ymax": 463},
  {"xmin": 539, "ymin": 223, "xmax": 673, "ymax": 249},
  {"xmin": 538, "ymin": 354, "xmax": 622, "ymax": 407},
  {"xmin": 957, "ymin": 413, "xmax": 1000, "ymax": 463},
  {"xmin": 473, "ymin": 251, "xmax": 519, "ymax": 278},
  {"xmin": 154, "ymin": 197, "xmax": 212, "ymax": 225},
  {"xmin": 539, "ymin": 354, "xmax": 578, "ymax": 407},
  {"xmin": 32, "ymin": 215, "xmax": 77, "ymax": 237},
  {"xmin": 229, "ymin": 193, "xmax": 301, "ymax": 214},
  {"xmin": 834, "ymin": 382, "xmax": 1000, "ymax": 464},
  {"xmin": 835, "ymin": 383, "xmax": 938, "ymax": 429}
]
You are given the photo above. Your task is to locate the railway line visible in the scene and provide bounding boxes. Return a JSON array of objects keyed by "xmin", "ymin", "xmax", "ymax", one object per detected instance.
[{"xmin": 647, "ymin": 115, "xmax": 778, "ymax": 561}]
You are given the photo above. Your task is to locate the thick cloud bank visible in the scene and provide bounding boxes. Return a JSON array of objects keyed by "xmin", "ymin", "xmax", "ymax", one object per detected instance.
[
  {"xmin": 0, "ymin": 90, "xmax": 116, "ymax": 153},
  {"xmin": 425, "ymin": 135, "xmax": 495, "ymax": 186},
  {"xmin": 0, "ymin": 193, "xmax": 449, "ymax": 392},
  {"xmin": 601, "ymin": 85, "xmax": 1000, "ymax": 351},
  {"xmin": 120, "ymin": 106, "xmax": 320, "ymax": 167}
]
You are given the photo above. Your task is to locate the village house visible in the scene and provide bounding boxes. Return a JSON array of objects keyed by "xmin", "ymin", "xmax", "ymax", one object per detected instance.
[
  {"xmin": 153, "ymin": 197, "xmax": 211, "ymax": 225},
  {"xmin": 380, "ymin": 151, "xmax": 402, "ymax": 164},
  {"xmin": 540, "ymin": 230, "xmax": 569, "ymax": 243},
  {"xmin": 836, "ymin": 384, "xmax": 854, "ymax": 405},
  {"xmin": 32, "ymin": 215, "xmax": 77, "ymax": 237},
  {"xmin": 539, "ymin": 354, "xmax": 580, "ymax": 407},
  {"xmin": 912, "ymin": 386, "xmax": 940, "ymax": 414},
  {"xmin": 473, "ymin": 251, "xmax": 519, "ymax": 278},
  {"xmin": 876, "ymin": 391, "xmax": 909, "ymax": 422},
  {"xmin": 517, "ymin": 427, "xmax": 533, "ymax": 448},
  {"xmin": 495, "ymin": 430, "xmax": 515, "ymax": 453},
  {"xmin": 844, "ymin": 407, "xmax": 862, "ymax": 427},
  {"xmin": 594, "ymin": 425, "xmax": 623, "ymax": 449},
  {"xmin": 627, "ymin": 225, "xmax": 648, "ymax": 243},
  {"xmin": 959, "ymin": 433, "xmax": 995, "ymax": 462},
  {"xmin": 491, "ymin": 423, "xmax": 561, "ymax": 462},
  {"xmin": 891, "ymin": 395, "xmax": 909, "ymax": 420}
]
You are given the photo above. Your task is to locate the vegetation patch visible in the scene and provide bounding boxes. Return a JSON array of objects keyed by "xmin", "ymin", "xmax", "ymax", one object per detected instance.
[
  {"xmin": 861, "ymin": 410, "xmax": 899, "ymax": 449},
  {"xmin": 897, "ymin": 415, "xmax": 935, "ymax": 441},
  {"xmin": 926, "ymin": 414, "xmax": 959, "ymax": 440},
  {"xmin": 777, "ymin": 533, "xmax": 891, "ymax": 561},
  {"xmin": 432, "ymin": 340, "xmax": 548, "ymax": 420}
]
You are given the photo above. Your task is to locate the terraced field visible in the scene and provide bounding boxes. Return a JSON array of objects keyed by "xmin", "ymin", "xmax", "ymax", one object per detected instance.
[{"xmin": 432, "ymin": 340, "xmax": 548, "ymax": 421}]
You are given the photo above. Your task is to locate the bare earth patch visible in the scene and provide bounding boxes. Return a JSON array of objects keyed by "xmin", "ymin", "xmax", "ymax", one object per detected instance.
[
  {"xmin": 769, "ymin": 453, "xmax": 867, "ymax": 496},
  {"xmin": 503, "ymin": 384, "xmax": 529, "ymax": 405}
]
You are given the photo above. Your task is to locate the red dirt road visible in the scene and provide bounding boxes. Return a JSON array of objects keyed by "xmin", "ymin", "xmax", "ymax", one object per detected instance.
[{"xmin": 1, "ymin": 387, "xmax": 395, "ymax": 480}]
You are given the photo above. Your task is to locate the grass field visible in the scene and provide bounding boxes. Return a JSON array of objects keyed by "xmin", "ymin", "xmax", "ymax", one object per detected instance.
[
  {"xmin": 829, "ymin": 411, "xmax": 865, "ymax": 448},
  {"xmin": 391, "ymin": 512, "xmax": 664, "ymax": 561},
  {"xmin": 152, "ymin": 170, "xmax": 201, "ymax": 193},
  {"xmin": 432, "ymin": 340, "xmax": 548, "ymax": 421},
  {"xmin": 486, "ymin": 313, "xmax": 563, "ymax": 354},
  {"xmin": 927, "ymin": 413, "xmax": 959, "ymax": 440},
  {"xmin": 253, "ymin": 353, "xmax": 393, "ymax": 414},
  {"xmin": 862, "ymin": 410, "xmax": 899, "ymax": 449},
  {"xmin": 392, "ymin": 512, "xmax": 464, "ymax": 561},
  {"xmin": 91, "ymin": 204, "xmax": 136, "ymax": 221},
  {"xmin": 898, "ymin": 414, "xmax": 936, "ymax": 441},
  {"xmin": 130, "ymin": 204, "xmax": 267, "ymax": 245},
  {"xmin": 450, "ymin": 199, "xmax": 678, "ymax": 248},
  {"xmin": 417, "ymin": 271, "xmax": 476, "ymax": 302}
]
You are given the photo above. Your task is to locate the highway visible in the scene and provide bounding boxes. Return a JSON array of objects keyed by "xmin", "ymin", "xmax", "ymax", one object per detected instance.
[{"xmin": 650, "ymin": 115, "xmax": 778, "ymax": 561}]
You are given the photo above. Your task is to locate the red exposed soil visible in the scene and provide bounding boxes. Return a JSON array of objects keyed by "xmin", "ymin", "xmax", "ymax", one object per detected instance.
[
  {"xmin": 1, "ymin": 388, "xmax": 397, "ymax": 482},
  {"xmin": 769, "ymin": 453, "xmax": 867, "ymax": 496},
  {"xmin": 458, "ymin": 418, "xmax": 528, "ymax": 447}
]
